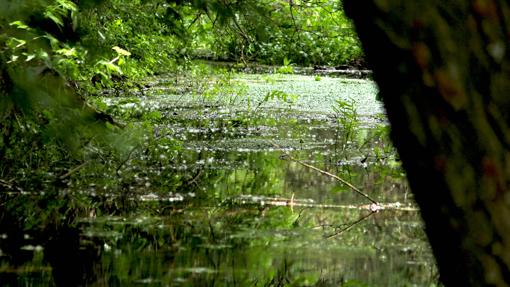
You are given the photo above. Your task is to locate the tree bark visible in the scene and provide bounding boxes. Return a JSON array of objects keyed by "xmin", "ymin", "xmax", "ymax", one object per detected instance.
[{"xmin": 344, "ymin": 1, "xmax": 510, "ymax": 286}]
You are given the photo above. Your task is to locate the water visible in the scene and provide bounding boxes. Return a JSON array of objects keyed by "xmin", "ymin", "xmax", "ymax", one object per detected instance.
[{"xmin": 0, "ymin": 73, "xmax": 438, "ymax": 286}]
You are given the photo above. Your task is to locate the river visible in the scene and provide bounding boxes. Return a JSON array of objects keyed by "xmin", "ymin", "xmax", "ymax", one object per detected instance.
[{"xmin": 0, "ymin": 71, "xmax": 437, "ymax": 286}]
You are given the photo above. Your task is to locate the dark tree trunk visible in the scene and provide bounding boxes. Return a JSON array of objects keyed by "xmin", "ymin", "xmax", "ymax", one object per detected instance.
[{"xmin": 344, "ymin": 1, "xmax": 510, "ymax": 286}]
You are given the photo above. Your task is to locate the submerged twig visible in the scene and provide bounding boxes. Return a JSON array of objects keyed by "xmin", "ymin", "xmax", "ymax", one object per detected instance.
[
  {"xmin": 60, "ymin": 161, "xmax": 89, "ymax": 180},
  {"xmin": 324, "ymin": 210, "xmax": 376, "ymax": 239},
  {"xmin": 273, "ymin": 142, "xmax": 379, "ymax": 205},
  {"xmin": 0, "ymin": 178, "xmax": 22, "ymax": 192},
  {"xmin": 0, "ymin": 178, "xmax": 14, "ymax": 186},
  {"xmin": 116, "ymin": 145, "xmax": 140, "ymax": 176},
  {"xmin": 186, "ymin": 168, "xmax": 203, "ymax": 187}
]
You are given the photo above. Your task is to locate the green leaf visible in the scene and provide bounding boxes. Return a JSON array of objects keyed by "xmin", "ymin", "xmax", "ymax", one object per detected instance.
[
  {"xmin": 44, "ymin": 34, "xmax": 61, "ymax": 49},
  {"xmin": 7, "ymin": 55, "xmax": 19, "ymax": 63},
  {"xmin": 44, "ymin": 11, "xmax": 63, "ymax": 27},
  {"xmin": 97, "ymin": 60, "xmax": 123, "ymax": 74},
  {"xmin": 9, "ymin": 21, "xmax": 30, "ymax": 30},
  {"xmin": 112, "ymin": 46, "xmax": 131, "ymax": 57},
  {"xmin": 25, "ymin": 54, "xmax": 36, "ymax": 62},
  {"xmin": 6, "ymin": 37, "xmax": 26, "ymax": 49},
  {"xmin": 56, "ymin": 47, "xmax": 77, "ymax": 57},
  {"xmin": 57, "ymin": 0, "xmax": 78, "ymax": 12}
]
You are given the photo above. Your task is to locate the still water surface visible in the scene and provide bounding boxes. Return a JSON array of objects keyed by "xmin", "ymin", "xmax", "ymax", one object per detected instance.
[{"xmin": 0, "ymin": 73, "xmax": 437, "ymax": 286}]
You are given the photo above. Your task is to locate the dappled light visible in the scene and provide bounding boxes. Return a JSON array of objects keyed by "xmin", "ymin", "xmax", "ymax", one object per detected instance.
[{"xmin": 0, "ymin": 1, "xmax": 441, "ymax": 286}]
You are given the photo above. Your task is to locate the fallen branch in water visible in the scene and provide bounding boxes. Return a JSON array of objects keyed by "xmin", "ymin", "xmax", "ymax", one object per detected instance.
[
  {"xmin": 273, "ymin": 142, "xmax": 379, "ymax": 205},
  {"xmin": 0, "ymin": 178, "xmax": 22, "ymax": 192},
  {"xmin": 116, "ymin": 145, "xmax": 140, "ymax": 176},
  {"xmin": 60, "ymin": 161, "xmax": 89, "ymax": 180},
  {"xmin": 324, "ymin": 210, "xmax": 376, "ymax": 239}
]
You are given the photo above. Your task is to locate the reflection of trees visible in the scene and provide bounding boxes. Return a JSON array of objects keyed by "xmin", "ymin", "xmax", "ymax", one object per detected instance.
[
  {"xmin": 0, "ymin": 192, "xmax": 102, "ymax": 286},
  {"xmin": 0, "ymin": 188, "xmax": 434, "ymax": 286},
  {"xmin": 182, "ymin": 150, "xmax": 287, "ymax": 198}
]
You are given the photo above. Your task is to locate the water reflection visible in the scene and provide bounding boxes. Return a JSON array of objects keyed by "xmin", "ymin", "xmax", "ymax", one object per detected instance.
[{"xmin": 0, "ymin": 74, "xmax": 437, "ymax": 286}]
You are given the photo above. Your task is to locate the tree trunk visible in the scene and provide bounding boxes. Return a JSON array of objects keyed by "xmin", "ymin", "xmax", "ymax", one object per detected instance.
[{"xmin": 344, "ymin": 1, "xmax": 510, "ymax": 286}]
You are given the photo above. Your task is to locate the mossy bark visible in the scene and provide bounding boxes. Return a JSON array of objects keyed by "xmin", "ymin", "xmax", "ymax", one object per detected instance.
[{"xmin": 345, "ymin": 1, "xmax": 510, "ymax": 285}]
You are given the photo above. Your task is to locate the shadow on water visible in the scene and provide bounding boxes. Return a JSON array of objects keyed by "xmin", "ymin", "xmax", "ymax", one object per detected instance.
[{"xmin": 0, "ymin": 73, "xmax": 438, "ymax": 286}]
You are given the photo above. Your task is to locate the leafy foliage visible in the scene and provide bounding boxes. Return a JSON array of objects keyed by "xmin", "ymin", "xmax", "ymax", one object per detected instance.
[
  {"xmin": 78, "ymin": 0, "xmax": 363, "ymax": 69},
  {"xmin": 0, "ymin": 0, "xmax": 132, "ymax": 184},
  {"xmin": 0, "ymin": 0, "xmax": 366, "ymax": 189}
]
